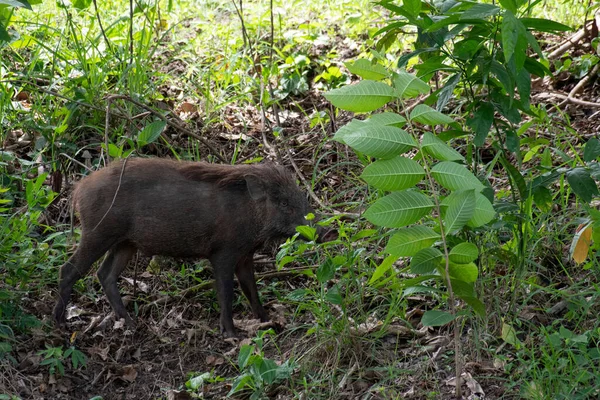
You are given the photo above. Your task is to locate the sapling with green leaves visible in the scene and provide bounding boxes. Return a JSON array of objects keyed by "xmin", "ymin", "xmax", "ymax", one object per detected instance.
[{"xmin": 324, "ymin": 66, "xmax": 496, "ymax": 393}]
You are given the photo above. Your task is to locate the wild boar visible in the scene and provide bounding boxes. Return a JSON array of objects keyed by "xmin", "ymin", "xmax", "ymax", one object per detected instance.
[{"xmin": 53, "ymin": 158, "xmax": 321, "ymax": 337}]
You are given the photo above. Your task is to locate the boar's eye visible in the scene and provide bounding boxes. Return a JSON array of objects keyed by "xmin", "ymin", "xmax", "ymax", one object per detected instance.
[{"xmin": 281, "ymin": 200, "xmax": 289, "ymax": 207}]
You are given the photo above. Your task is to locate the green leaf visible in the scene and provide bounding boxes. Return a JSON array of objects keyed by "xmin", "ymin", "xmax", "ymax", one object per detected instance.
[
  {"xmin": 365, "ymin": 190, "xmax": 433, "ymax": 228},
  {"xmin": 0, "ymin": 0, "xmax": 32, "ymax": 9},
  {"xmin": 519, "ymin": 18, "xmax": 572, "ymax": 33},
  {"xmin": 137, "ymin": 120, "xmax": 166, "ymax": 147},
  {"xmin": 345, "ymin": 59, "xmax": 389, "ymax": 80},
  {"xmin": 435, "ymin": 73, "xmax": 460, "ymax": 111},
  {"xmin": 516, "ymin": 68, "xmax": 531, "ymax": 109},
  {"xmin": 499, "ymin": 0, "xmax": 518, "ymax": 14},
  {"xmin": 386, "ymin": 225, "xmax": 440, "ymax": 257},
  {"xmin": 343, "ymin": 125, "xmax": 416, "ymax": 159},
  {"xmin": 566, "ymin": 167, "xmax": 599, "ymax": 203},
  {"xmin": 469, "ymin": 103, "xmax": 494, "ymax": 146},
  {"xmin": 228, "ymin": 374, "xmax": 253, "ymax": 395},
  {"xmin": 421, "ymin": 310, "xmax": 455, "ymax": 327},
  {"xmin": 361, "ymin": 156, "xmax": 425, "ymax": 191},
  {"xmin": 449, "ymin": 242, "xmax": 479, "ymax": 264},
  {"xmin": 410, "ymin": 247, "xmax": 443, "ymax": 274},
  {"xmin": 332, "ymin": 119, "xmax": 367, "ymax": 144},
  {"xmin": 257, "ymin": 358, "xmax": 279, "ymax": 384},
  {"xmin": 323, "ymin": 80, "xmax": 395, "ymax": 112},
  {"xmin": 397, "ymin": 47, "xmax": 439, "ymax": 68},
  {"xmin": 325, "ymin": 284, "xmax": 343, "ymax": 305},
  {"xmin": 368, "ymin": 112, "xmax": 407, "ymax": 127},
  {"xmin": 431, "ymin": 162, "xmax": 484, "ymax": 191},
  {"xmin": 448, "ymin": 262, "xmax": 478, "ymax": 283},
  {"xmin": 369, "ymin": 255, "xmax": 399, "ymax": 284},
  {"xmin": 460, "ymin": 3, "xmax": 499, "ymax": 19},
  {"xmin": 502, "ymin": 322, "xmax": 521, "ymax": 347},
  {"xmin": 0, "ymin": 23, "xmax": 9, "ymax": 42},
  {"xmin": 238, "ymin": 344, "xmax": 253, "ymax": 369},
  {"xmin": 72, "ymin": 0, "xmax": 92, "ymax": 9},
  {"xmin": 421, "ymin": 132, "xmax": 464, "ymax": 162},
  {"xmin": 393, "ymin": 71, "xmax": 430, "ymax": 98},
  {"xmin": 461, "ymin": 296, "xmax": 486, "ymax": 316},
  {"xmin": 502, "ymin": 11, "xmax": 527, "ymax": 70},
  {"xmin": 296, "ymin": 226, "xmax": 317, "ymax": 241},
  {"xmin": 467, "ymin": 193, "xmax": 496, "ymax": 228},
  {"xmin": 403, "ymin": 0, "xmax": 422, "ymax": 17},
  {"xmin": 444, "ymin": 189, "xmax": 476, "ymax": 233},
  {"xmin": 501, "ymin": 11, "xmax": 519, "ymax": 65},
  {"xmin": 409, "ymin": 104, "xmax": 454, "ymax": 125},
  {"xmin": 316, "ymin": 258, "xmax": 336, "ymax": 284},
  {"xmin": 584, "ymin": 138, "xmax": 600, "ymax": 162}
]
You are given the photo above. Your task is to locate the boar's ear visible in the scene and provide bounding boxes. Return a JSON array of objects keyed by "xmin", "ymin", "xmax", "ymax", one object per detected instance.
[{"xmin": 244, "ymin": 175, "xmax": 266, "ymax": 201}]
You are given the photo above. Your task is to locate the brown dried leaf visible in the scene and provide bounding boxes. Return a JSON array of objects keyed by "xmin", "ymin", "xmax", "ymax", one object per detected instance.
[{"xmin": 122, "ymin": 365, "xmax": 138, "ymax": 382}]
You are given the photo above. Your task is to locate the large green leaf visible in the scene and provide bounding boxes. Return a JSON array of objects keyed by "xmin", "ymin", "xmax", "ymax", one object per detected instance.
[
  {"xmin": 431, "ymin": 162, "xmax": 484, "ymax": 191},
  {"xmin": 323, "ymin": 80, "xmax": 395, "ymax": 112},
  {"xmin": 410, "ymin": 247, "xmax": 443, "ymax": 274},
  {"xmin": 566, "ymin": 167, "xmax": 599, "ymax": 203},
  {"xmin": 409, "ymin": 104, "xmax": 455, "ymax": 126},
  {"xmin": 421, "ymin": 310, "xmax": 454, "ymax": 327},
  {"xmin": 368, "ymin": 112, "xmax": 407, "ymax": 127},
  {"xmin": 386, "ymin": 225, "xmax": 440, "ymax": 256},
  {"xmin": 449, "ymin": 262, "xmax": 478, "ymax": 283},
  {"xmin": 364, "ymin": 190, "xmax": 433, "ymax": 228},
  {"xmin": 460, "ymin": 3, "xmax": 499, "ymax": 19},
  {"xmin": 469, "ymin": 103, "xmax": 494, "ymax": 147},
  {"xmin": 332, "ymin": 119, "xmax": 368, "ymax": 144},
  {"xmin": 334, "ymin": 114, "xmax": 407, "ymax": 144},
  {"xmin": 584, "ymin": 138, "xmax": 600, "ymax": 162},
  {"xmin": 502, "ymin": 10, "xmax": 527, "ymax": 69},
  {"xmin": 343, "ymin": 125, "xmax": 416, "ymax": 159},
  {"xmin": 449, "ymin": 242, "xmax": 479, "ymax": 264},
  {"xmin": 519, "ymin": 18, "xmax": 572, "ymax": 33},
  {"xmin": 444, "ymin": 189, "xmax": 476, "ymax": 233},
  {"xmin": 393, "ymin": 71, "xmax": 430, "ymax": 98},
  {"xmin": 361, "ymin": 156, "xmax": 425, "ymax": 191},
  {"xmin": 467, "ymin": 192, "xmax": 496, "ymax": 228},
  {"xmin": 345, "ymin": 59, "xmax": 389, "ymax": 81},
  {"xmin": 421, "ymin": 132, "xmax": 464, "ymax": 162}
]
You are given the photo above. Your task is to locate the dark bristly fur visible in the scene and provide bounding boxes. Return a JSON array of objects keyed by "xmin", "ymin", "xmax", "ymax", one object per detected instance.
[{"xmin": 53, "ymin": 158, "xmax": 319, "ymax": 338}]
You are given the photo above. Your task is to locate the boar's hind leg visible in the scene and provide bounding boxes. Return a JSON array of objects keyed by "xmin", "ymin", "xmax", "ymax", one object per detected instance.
[
  {"xmin": 53, "ymin": 234, "xmax": 114, "ymax": 326},
  {"xmin": 235, "ymin": 256, "xmax": 268, "ymax": 322},
  {"xmin": 96, "ymin": 242, "xmax": 136, "ymax": 325}
]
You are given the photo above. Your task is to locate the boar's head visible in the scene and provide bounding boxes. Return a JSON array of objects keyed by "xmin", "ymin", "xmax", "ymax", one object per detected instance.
[{"xmin": 244, "ymin": 166, "xmax": 314, "ymax": 241}]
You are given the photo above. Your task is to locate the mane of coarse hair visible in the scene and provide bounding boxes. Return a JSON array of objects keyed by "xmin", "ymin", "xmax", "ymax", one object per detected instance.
[{"xmin": 179, "ymin": 162, "xmax": 294, "ymax": 187}]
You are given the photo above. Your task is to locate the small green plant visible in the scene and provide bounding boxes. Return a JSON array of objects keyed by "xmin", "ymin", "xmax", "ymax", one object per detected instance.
[
  {"xmin": 228, "ymin": 329, "xmax": 295, "ymax": 400},
  {"xmin": 185, "ymin": 370, "xmax": 225, "ymax": 394},
  {"xmin": 38, "ymin": 344, "xmax": 86, "ymax": 376}
]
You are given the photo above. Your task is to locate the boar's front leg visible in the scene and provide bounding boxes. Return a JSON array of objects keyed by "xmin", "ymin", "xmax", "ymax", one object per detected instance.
[
  {"xmin": 209, "ymin": 251, "xmax": 242, "ymax": 338},
  {"xmin": 235, "ymin": 255, "xmax": 268, "ymax": 322},
  {"xmin": 96, "ymin": 242, "xmax": 136, "ymax": 326}
]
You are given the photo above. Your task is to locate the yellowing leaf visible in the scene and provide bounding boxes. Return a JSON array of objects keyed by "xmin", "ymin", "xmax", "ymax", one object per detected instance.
[{"xmin": 570, "ymin": 222, "xmax": 593, "ymax": 264}]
